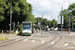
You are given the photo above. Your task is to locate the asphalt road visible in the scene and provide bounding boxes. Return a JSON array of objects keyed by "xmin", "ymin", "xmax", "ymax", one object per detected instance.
[{"xmin": 0, "ymin": 31, "xmax": 75, "ymax": 50}]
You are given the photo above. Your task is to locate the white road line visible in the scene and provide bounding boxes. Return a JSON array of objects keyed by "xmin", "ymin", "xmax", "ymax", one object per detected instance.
[
  {"xmin": 15, "ymin": 39, "xmax": 20, "ymax": 41},
  {"xmin": 49, "ymin": 36, "xmax": 51, "ymax": 38},
  {"xmin": 24, "ymin": 39, "xmax": 27, "ymax": 41},
  {"xmin": 51, "ymin": 41, "xmax": 54, "ymax": 44},
  {"xmin": 15, "ymin": 37, "xmax": 25, "ymax": 41},
  {"xmin": 41, "ymin": 40, "xmax": 45, "ymax": 43},
  {"xmin": 64, "ymin": 43, "xmax": 69, "ymax": 46},
  {"xmin": 32, "ymin": 40, "xmax": 35, "ymax": 42}
]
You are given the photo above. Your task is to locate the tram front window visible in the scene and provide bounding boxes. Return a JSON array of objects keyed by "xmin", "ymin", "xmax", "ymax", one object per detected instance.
[
  {"xmin": 23, "ymin": 27, "xmax": 30, "ymax": 30},
  {"xmin": 23, "ymin": 25, "xmax": 31, "ymax": 30}
]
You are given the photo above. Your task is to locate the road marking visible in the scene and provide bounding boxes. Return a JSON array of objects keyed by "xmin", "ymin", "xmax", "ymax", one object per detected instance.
[
  {"xmin": 24, "ymin": 39, "xmax": 27, "ymax": 41},
  {"xmin": 32, "ymin": 40, "xmax": 35, "ymax": 42},
  {"xmin": 15, "ymin": 39, "xmax": 20, "ymax": 41},
  {"xmin": 15, "ymin": 37, "xmax": 25, "ymax": 41},
  {"xmin": 49, "ymin": 36, "xmax": 51, "ymax": 38},
  {"xmin": 41, "ymin": 40, "xmax": 45, "ymax": 43},
  {"xmin": 51, "ymin": 41, "xmax": 54, "ymax": 44},
  {"xmin": 64, "ymin": 43, "xmax": 69, "ymax": 46}
]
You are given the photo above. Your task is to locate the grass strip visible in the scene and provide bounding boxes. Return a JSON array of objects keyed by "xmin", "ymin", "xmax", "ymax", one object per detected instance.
[{"xmin": 0, "ymin": 36, "xmax": 9, "ymax": 41}]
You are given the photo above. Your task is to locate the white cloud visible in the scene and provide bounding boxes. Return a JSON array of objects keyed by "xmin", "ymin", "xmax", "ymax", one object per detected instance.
[{"xmin": 27, "ymin": 0, "xmax": 75, "ymax": 21}]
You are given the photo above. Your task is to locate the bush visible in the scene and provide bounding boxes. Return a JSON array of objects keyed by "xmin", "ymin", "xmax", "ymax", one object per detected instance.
[{"xmin": 17, "ymin": 25, "xmax": 22, "ymax": 35}]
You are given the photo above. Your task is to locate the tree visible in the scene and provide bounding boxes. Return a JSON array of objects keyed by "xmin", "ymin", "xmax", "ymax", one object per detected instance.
[
  {"xmin": 51, "ymin": 19, "xmax": 57, "ymax": 28},
  {"xmin": 0, "ymin": 0, "xmax": 34, "ymax": 30},
  {"xmin": 59, "ymin": 3, "xmax": 75, "ymax": 29},
  {"xmin": 47, "ymin": 20, "xmax": 51, "ymax": 28},
  {"xmin": 35, "ymin": 17, "xmax": 42, "ymax": 24},
  {"xmin": 60, "ymin": 9, "xmax": 69, "ymax": 28},
  {"xmin": 26, "ymin": 13, "xmax": 36, "ymax": 24},
  {"xmin": 68, "ymin": 3, "xmax": 75, "ymax": 27},
  {"xmin": 43, "ymin": 18, "xmax": 48, "ymax": 28},
  {"xmin": 0, "ymin": 0, "xmax": 4, "ymax": 22},
  {"xmin": 68, "ymin": 3, "xmax": 75, "ymax": 16}
]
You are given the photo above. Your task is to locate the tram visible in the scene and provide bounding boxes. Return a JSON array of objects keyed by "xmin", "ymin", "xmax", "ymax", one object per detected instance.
[{"xmin": 22, "ymin": 22, "xmax": 32, "ymax": 35}]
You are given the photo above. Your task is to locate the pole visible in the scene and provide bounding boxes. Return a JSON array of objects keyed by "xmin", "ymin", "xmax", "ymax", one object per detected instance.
[
  {"xmin": 13, "ymin": 23, "xmax": 14, "ymax": 34},
  {"xmin": 42, "ymin": 14, "xmax": 43, "ymax": 36},
  {"xmin": 61, "ymin": 6, "xmax": 63, "ymax": 33},
  {"xmin": 53, "ymin": 20, "xmax": 55, "ymax": 31},
  {"xmin": 13, "ymin": 22, "xmax": 15, "ymax": 35},
  {"xmin": 39, "ymin": 21, "xmax": 42, "ymax": 40},
  {"xmin": 72, "ymin": 16, "xmax": 74, "ymax": 30},
  {"xmin": 17, "ymin": 21, "xmax": 19, "ymax": 33},
  {"xmin": 69, "ymin": 11, "xmax": 70, "ymax": 34},
  {"xmin": 10, "ymin": 2, "xmax": 12, "ymax": 34},
  {"xmin": 50, "ymin": 23, "xmax": 51, "ymax": 30}
]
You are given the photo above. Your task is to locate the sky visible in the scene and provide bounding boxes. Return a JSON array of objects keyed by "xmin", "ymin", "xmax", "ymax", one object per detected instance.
[{"xmin": 27, "ymin": 0, "xmax": 75, "ymax": 21}]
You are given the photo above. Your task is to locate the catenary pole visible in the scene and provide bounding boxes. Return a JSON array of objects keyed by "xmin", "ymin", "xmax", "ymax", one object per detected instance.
[
  {"xmin": 10, "ymin": 2, "xmax": 12, "ymax": 34},
  {"xmin": 61, "ymin": 6, "xmax": 63, "ymax": 33}
]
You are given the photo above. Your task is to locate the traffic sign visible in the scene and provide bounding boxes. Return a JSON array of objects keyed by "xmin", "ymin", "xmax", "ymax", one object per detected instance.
[{"xmin": 58, "ymin": 16, "xmax": 64, "ymax": 24}]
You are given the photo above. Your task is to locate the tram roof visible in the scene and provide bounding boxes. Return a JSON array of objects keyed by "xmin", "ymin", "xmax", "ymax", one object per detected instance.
[{"xmin": 22, "ymin": 21, "xmax": 31, "ymax": 23}]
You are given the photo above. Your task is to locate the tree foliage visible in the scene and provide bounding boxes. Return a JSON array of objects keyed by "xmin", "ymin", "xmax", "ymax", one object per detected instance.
[
  {"xmin": 59, "ymin": 3, "xmax": 75, "ymax": 28},
  {"xmin": 0, "ymin": 0, "xmax": 5, "ymax": 22},
  {"xmin": 35, "ymin": 17, "xmax": 58, "ymax": 28},
  {"xmin": 35, "ymin": 17, "xmax": 42, "ymax": 24},
  {"xmin": 51, "ymin": 19, "xmax": 58, "ymax": 28},
  {"xmin": 43, "ymin": 18, "xmax": 48, "ymax": 27},
  {"xmin": 0, "ymin": 0, "xmax": 35, "ymax": 30}
]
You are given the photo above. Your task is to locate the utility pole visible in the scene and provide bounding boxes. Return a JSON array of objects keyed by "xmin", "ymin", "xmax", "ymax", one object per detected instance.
[
  {"xmin": 69, "ymin": 10, "xmax": 71, "ymax": 34},
  {"xmin": 42, "ymin": 14, "xmax": 43, "ymax": 36},
  {"xmin": 53, "ymin": 20, "xmax": 55, "ymax": 32},
  {"xmin": 72, "ymin": 16, "xmax": 74, "ymax": 30},
  {"xmin": 10, "ymin": 2, "xmax": 12, "ymax": 34},
  {"xmin": 61, "ymin": 6, "xmax": 63, "ymax": 33},
  {"xmin": 12, "ymin": 22, "xmax": 15, "ymax": 34}
]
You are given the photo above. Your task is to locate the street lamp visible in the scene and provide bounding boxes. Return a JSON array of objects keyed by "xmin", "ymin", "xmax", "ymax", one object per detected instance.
[
  {"xmin": 72, "ymin": 16, "xmax": 74, "ymax": 30},
  {"xmin": 56, "ymin": 1, "xmax": 64, "ymax": 33},
  {"xmin": 10, "ymin": 2, "xmax": 12, "ymax": 34},
  {"xmin": 61, "ymin": 6, "xmax": 63, "ymax": 33},
  {"xmin": 53, "ymin": 20, "xmax": 55, "ymax": 31},
  {"xmin": 69, "ymin": 9, "xmax": 74, "ymax": 31},
  {"xmin": 12, "ymin": 22, "xmax": 15, "ymax": 34},
  {"xmin": 68, "ymin": 10, "xmax": 72, "ymax": 34}
]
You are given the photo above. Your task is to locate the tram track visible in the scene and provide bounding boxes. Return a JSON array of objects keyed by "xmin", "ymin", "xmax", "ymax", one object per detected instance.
[
  {"xmin": 46, "ymin": 35, "xmax": 62, "ymax": 50},
  {"xmin": 32, "ymin": 31, "xmax": 62, "ymax": 50},
  {"xmin": 32, "ymin": 34, "xmax": 57, "ymax": 50},
  {"xmin": 0, "ymin": 36, "xmax": 29, "ymax": 47}
]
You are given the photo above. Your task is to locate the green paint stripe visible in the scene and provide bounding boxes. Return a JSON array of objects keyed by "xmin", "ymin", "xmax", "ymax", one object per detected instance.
[{"xmin": 23, "ymin": 33, "xmax": 31, "ymax": 35}]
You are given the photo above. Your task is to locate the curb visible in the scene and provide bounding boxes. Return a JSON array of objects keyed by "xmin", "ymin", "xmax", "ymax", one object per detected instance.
[{"xmin": 65, "ymin": 38, "xmax": 75, "ymax": 44}]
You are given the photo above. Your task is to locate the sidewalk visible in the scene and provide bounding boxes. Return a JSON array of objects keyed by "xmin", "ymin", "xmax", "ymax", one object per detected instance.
[
  {"xmin": 30, "ymin": 32, "xmax": 51, "ymax": 41},
  {"xmin": 50, "ymin": 31, "xmax": 75, "ymax": 36},
  {"xmin": 0, "ymin": 34, "xmax": 22, "ymax": 40},
  {"xmin": 52, "ymin": 31, "xmax": 75, "ymax": 44}
]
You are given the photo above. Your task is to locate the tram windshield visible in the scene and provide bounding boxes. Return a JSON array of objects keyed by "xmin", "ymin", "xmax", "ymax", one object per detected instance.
[{"xmin": 23, "ymin": 25, "xmax": 31, "ymax": 30}]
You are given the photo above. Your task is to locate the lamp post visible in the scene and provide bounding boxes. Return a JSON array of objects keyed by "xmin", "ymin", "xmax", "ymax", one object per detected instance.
[
  {"xmin": 10, "ymin": 2, "xmax": 12, "ymax": 34},
  {"xmin": 72, "ymin": 16, "xmax": 74, "ymax": 30},
  {"xmin": 41, "ymin": 14, "xmax": 43, "ymax": 36},
  {"xmin": 61, "ymin": 6, "xmax": 63, "ymax": 33},
  {"xmin": 12, "ymin": 22, "xmax": 15, "ymax": 34},
  {"xmin": 68, "ymin": 10, "xmax": 72, "ymax": 34},
  {"xmin": 69, "ymin": 10, "xmax": 70, "ymax": 34},
  {"xmin": 56, "ymin": 1, "xmax": 64, "ymax": 33},
  {"xmin": 70, "ymin": 9, "xmax": 74, "ymax": 31},
  {"xmin": 53, "ymin": 20, "xmax": 55, "ymax": 31}
]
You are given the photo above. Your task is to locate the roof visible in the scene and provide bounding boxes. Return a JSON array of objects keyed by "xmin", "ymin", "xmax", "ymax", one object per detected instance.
[{"xmin": 22, "ymin": 21, "xmax": 31, "ymax": 23}]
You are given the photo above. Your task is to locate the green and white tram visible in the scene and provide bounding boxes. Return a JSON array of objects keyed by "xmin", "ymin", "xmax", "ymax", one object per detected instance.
[{"xmin": 22, "ymin": 22, "xmax": 32, "ymax": 35}]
